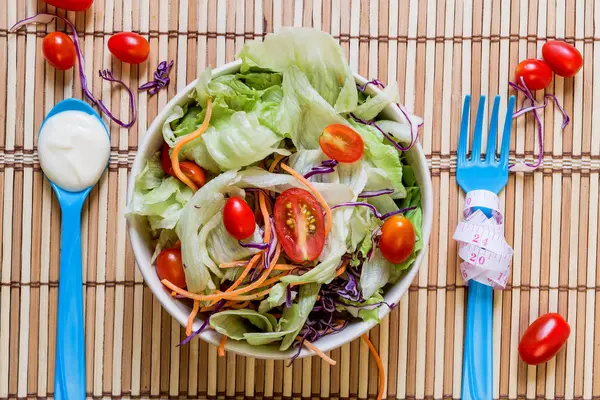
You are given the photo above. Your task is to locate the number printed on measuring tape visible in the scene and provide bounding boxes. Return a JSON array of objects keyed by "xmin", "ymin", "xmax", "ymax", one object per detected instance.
[{"xmin": 453, "ymin": 189, "xmax": 513, "ymax": 290}]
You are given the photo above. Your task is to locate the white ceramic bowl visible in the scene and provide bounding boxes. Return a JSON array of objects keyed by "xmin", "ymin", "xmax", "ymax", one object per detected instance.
[{"xmin": 127, "ymin": 60, "xmax": 433, "ymax": 360}]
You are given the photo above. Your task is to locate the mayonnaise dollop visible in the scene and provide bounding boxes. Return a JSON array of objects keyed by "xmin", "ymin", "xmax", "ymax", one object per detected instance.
[{"xmin": 38, "ymin": 110, "xmax": 110, "ymax": 192}]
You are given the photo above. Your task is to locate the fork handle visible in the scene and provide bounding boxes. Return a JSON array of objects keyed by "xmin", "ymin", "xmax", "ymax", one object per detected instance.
[{"xmin": 461, "ymin": 280, "xmax": 493, "ymax": 400}]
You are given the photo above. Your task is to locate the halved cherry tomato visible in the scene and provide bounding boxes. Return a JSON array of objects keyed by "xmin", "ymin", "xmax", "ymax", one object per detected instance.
[
  {"xmin": 378, "ymin": 215, "xmax": 415, "ymax": 264},
  {"xmin": 160, "ymin": 142, "xmax": 206, "ymax": 188},
  {"xmin": 156, "ymin": 248, "xmax": 186, "ymax": 288},
  {"xmin": 44, "ymin": 0, "xmax": 94, "ymax": 11},
  {"xmin": 319, "ymin": 124, "xmax": 364, "ymax": 163},
  {"xmin": 108, "ymin": 32, "xmax": 150, "ymax": 64},
  {"xmin": 518, "ymin": 313, "xmax": 570, "ymax": 365},
  {"xmin": 542, "ymin": 40, "xmax": 583, "ymax": 78},
  {"xmin": 42, "ymin": 32, "xmax": 77, "ymax": 71},
  {"xmin": 223, "ymin": 197, "xmax": 256, "ymax": 240},
  {"xmin": 515, "ymin": 59, "xmax": 553, "ymax": 91},
  {"xmin": 274, "ymin": 188, "xmax": 326, "ymax": 263}
]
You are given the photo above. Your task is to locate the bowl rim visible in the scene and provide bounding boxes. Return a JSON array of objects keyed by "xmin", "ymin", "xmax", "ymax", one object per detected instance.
[{"xmin": 126, "ymin": 59, "xmax": 433, "ymax": 360}]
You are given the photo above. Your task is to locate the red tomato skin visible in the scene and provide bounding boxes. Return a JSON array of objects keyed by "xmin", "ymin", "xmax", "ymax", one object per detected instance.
[
  {"xmin": 108, "ymin": 32, "xmax": 150, "ymax": 64},
  {"xmin": 274, "ymin": 188, "xmax": 326, "ymax": 263},
  {"xmin": 518, "ymin": 313, "xmax": 571, "ymax": 365},
  {"xmin": 160, "ymin": 142, "xmax": 174, "ymax": 175},
  {"xmin": 156, "ymin": 248, "xmax": 187, "ymax": 288},
  {"xmin": 42, "ymin": 32, "xmax": 77, "ymax": 71},
  {"xmin": 542, "ymin": 40, "xmax": 583, "ymax": 78},
  {"xmin": 319, "ymin": 124, "xmax": 365, "ymax": 163},
  {"xmin": 223, "ymin": 197, "xmax": 256, "ymax": 240},
  {"xmin": 515, "ymin": 59, "xmax": 553, "ymax": 91},
  {"xmin": 179, "ymin": 162, "xmax": 206, "ymax": 188},
  {"xmin": 378, "ymin": 215, "xmax": 416, "ymax": 264},
  {"xmin": 44, "ymin": 0, "xmax": 94, "ymax": 11}
]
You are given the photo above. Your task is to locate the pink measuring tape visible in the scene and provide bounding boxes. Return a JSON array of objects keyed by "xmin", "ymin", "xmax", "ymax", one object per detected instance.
[{"xmin": 452, "ymin": 190, "xmax": 513, "ymax": 289}]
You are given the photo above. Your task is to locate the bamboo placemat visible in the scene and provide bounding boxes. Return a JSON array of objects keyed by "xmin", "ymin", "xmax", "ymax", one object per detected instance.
[{"xmin": 1, "ymin": 0, "xmax": 599, "ymax": 399}]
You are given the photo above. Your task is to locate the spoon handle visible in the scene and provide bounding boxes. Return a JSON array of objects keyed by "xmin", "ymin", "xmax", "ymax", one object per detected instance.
[{"xmin": 55, "ymin": 202, "xmax": 86, "ymax": 400}]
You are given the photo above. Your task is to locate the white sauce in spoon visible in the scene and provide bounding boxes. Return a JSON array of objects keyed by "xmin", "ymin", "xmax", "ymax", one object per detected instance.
[{"xmin": 38, "ymin": 110, "xmax": 110, "ymax": 192}]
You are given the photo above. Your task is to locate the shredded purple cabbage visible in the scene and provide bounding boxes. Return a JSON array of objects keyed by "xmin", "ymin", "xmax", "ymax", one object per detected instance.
[
  {"xmin": 139, "ymin": 60, "xmax": 174, "ymax": 96},
  {"xmin": 303, "ymin": 159, "xmax": 339, "ymax": 179},
  {"xmin": 509, "ymin": 77, "xmax": 570, "ymax": 170},
  {"xmin": 238, "ymin": 240, "xmax": 269, "ymax": 250},
  {"xmin": 331, "ymin": 202, "xmax": 416, "ymax": 220},
  {"xmin": 10, "ymin": 13, "xmax": 137, "ymax": 128},
  {"xmin": 358, "ymin": 188, "xmax": 394, "ymax": 198},
  {"xmin": 355, "ymin": 80, "xmax": 422, "ymax": 151},
  {"xmin": 178, "ymin": 300, "xmax": 225, "ymax": 346}
]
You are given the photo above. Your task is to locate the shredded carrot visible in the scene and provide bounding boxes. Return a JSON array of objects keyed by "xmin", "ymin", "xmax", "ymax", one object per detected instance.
[
  {"xmin": 171, "ymin": 291, "xmax": 178, "ymax": 297},
  {"xmin": 218, "ymin": 335, "xmax": 227, "ymax": 357},
  {"xmin": 335, "ymin": 260, "xmax": 349, "ymax": 278},
  {"xmin": 186, "ymin": 300, "xmax": 200, "ymax": 336},
  {"xmin": 280, "ymin": 163, "xmax": 332, "ymax": 235},
  {"xmin": 300, "ymin": 339, "xmax": 336, "ymax": 366},
  {"xmin": 224, "ymin": 253, "xmax": 262, "ymax": 293},
  {"xmin": 259, "ymin": 192, "xmax": 272, "ymax": 242},
  {"xmin": 162, "ymin": 244, "xmax": 282, "ymax": 302},
  {"xmin": 219, "ymin": 261, "xmax": 248, "ymax": 269},
  {"xmin": 254, "ymin": 273, "xmax": 290, "ymax": 290},
  {"xmin": 361, "ymin": 333, "xmax": 384, "ymax": 400},
  {"xmin": 269, "ymin": 154, "xmax": 286, "ymax": 172},
  {"xmin": 170, "ymin": 99, "xmax": 213, "ymax": 191},
  {"xmin": 273, "ymin": 264, "xmax": 298, "ymax": 271},
  {"xmin": 229, "ymin": 300, "xmax": 250, "ymax": 309}
]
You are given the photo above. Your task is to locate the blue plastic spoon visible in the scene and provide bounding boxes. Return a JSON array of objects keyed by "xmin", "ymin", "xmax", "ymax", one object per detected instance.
[{"xmin": 39, "ymin": 98, "xmax": 109, "ymax": 400}]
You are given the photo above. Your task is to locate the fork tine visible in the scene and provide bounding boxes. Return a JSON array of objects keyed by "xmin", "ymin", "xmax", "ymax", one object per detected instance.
[
  {"xmin": 485, "ymin": 95, "xmax": 501, "ymax": 163},
  {"xmin": 471, "ymin": 96, "xmax": 486, "ymax": 162},
  {"xmin": 500, "ymin": 95, "xmax": 516, "ymax": 169},
  {"xmin": 458, "ymin": 95, "xmax": 471, "ymax": 165}
]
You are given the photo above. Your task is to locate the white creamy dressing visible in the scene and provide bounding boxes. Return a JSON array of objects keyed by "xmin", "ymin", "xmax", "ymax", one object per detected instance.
[{"xmin": 38, "ymin": 110, "xmax": 110, "ymax": 192}]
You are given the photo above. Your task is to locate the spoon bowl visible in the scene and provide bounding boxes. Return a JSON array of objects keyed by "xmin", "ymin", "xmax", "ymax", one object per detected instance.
[{"xmin": 39, "ymin": 98, "xmax": 109, "ymax": 400}]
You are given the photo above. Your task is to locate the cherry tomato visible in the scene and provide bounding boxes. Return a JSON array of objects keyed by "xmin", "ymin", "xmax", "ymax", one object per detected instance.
[
  {"xmin": 180, "ymin": 162, "xmax": 206, "ymax": 188},
  {"xmin": 542, "ymin": 40, "xmax": 583, "ymax": 78},
  {"xmin": 43, "ymin": 0, "xmax": 94, "ymax": 11},
  {"xmin": 518, "ymin": 313, "xmax": 570, "ymax": 365},
  {"xmin": 160, "ymin": 142, "xmax": 206, "ymax": 188},
  {"xmin": 274, "ymin": 188, "xmax": 326, "ymax": 263},
  {"xmin": 378, "ymin": 215, "xmax": 416, "ymax": 264},
  {"xmin": 515, "ymin": 59, "xmax": 553, "ymax": 91},
  {"xmin": 319, "ymin": 124, "xmax": 365, "ymax": 163},
  {"xmin": 223, "ymin": 197, "xmax": 256, "ymax": 240},
  {"xmin": 42, "ymin": 32, "xmax": 77, "ymax": 71},
  {"xmin": 156, "ymin": 248, "xmax": 187, "ymax": 288},
  {"xmin": 161, "ymin": 142, "xmax": 174, "ymax": 175},
  {"xmin": 108, "ymin": 32, "xmax": 150, "ymax": 64}
]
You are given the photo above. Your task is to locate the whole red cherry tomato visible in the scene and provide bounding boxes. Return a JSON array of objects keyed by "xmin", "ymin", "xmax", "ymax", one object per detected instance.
[
  {"xmin": 42, "ymin": 32, "xmax": 77, "ymax": 71},
  {"xmin": 108, "ymin": 32, "xmax": 150, "ymax": 64},
  {"xmin": 44, "ymin": 0, "xmax": 94, "ymax": 11},
  {"xmin": 515, "ymin": 59, "xmax": 553, "ymax": 91},
  {"xmin": 378, "ymin": 215, "xmax": 416, "ymax": 264},
  {"xmin": 542, "ymin": 40, "xmax": 583, "ymax": 78},
  {"xmin": 156, "ymin": 248, "xmax": 186, "ymax": 288},
  {"xmin": 223, "ymin": 197, "xmax": 256, "ymax": 240},
  {"xmin": 518, "ymin": 313, "xmax": 570, "ymax": 365}
]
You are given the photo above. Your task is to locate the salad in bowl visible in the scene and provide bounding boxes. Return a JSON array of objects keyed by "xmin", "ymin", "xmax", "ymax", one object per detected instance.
[{"xmin": 127, "ymin": 28, "xmax": 432, "ymax": 365}]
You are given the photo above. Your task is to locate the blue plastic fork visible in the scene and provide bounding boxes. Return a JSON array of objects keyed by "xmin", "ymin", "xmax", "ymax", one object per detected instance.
[{"xmin": 458, "ymin": 94, "xmax": 515, "ymax": 400}]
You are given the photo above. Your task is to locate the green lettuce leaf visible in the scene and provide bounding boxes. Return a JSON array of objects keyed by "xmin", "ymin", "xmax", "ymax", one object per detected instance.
[
  {"xmin": 210, "ymin": 310, "xmax": 278, "ymax": 341},
  {"xmin": 347, "ymin": 119, "xmax": 406, "ymax": 198},
  {"xmin": 340, "ymin": 290, "xmax": 385, "ymax": 323},
  {"xmin": 239, "ymin": 27, "xmax": 358, "ymax": 113},
  {"xmin": 276, "ymin": 66, "xmax": 347, "ymax": 150},
  {"xmin": 353, "ymin": 82, "xmax": 400, "ymax": 121},
  {"xmin": 279, "ymin": 282, "xmax": 320, "ymax": 350}
]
